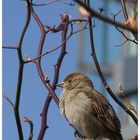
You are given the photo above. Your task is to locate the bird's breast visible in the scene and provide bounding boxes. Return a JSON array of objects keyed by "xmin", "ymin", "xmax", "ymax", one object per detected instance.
[
  {"xmin": 64, "ymin": 91, "xmax": 104, "ymax": 138},
  {"xmin": 64, "ymin": 91, "xmax": 91, "ymax": 123}
]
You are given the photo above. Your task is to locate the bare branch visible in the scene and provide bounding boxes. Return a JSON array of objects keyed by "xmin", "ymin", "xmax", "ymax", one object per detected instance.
[
  {"xmin": 115, "ymin": 27, "xmax": 137, "ymax": 45},
  {"xmin": 30, "ymin": 0, "xmax": 59, "ymax": 107},
  {"xmin": 3, "ymin": 94, "xmax": 14, "ymax": 108},
  {"xmin": 2, "ymin": 46, "xmax": 18, "ymax": 50},
  {"xmin": 74, "ymin": 0, "xmax": 137, "ymax": 33},
  {"xmin": 112, "ymin": 12, "xmax": 137, "ymax": 45},
  {"xmin": 114, "ymin": 39, "xmax": 128, "ymax": 47},
  {"xmin": 70, "ymin": 19, "xmax": 87, "ymax": 23},
  {"xmin": 24, "ymin": 19, "xmax": 90, "ymax": 64},
  {"xmin": 30, "ymin": 0, "xmax": 63, "ymax": 7},
  {"xmin": 13, "ymin": 0, "xmax": 31, "ymax": 139},
  {"xmin": 29, "ymin": 0, "xmax": 75, "ymax": 7},
  {"xmin": 86, "ymin": 0, "xmax": 137, "ymax": 125},
  {"xmin": 38, "ymin": 14, "xmax": 69, "ymax": 140},
  {"xmin": 120, "ymin": 0, "xmax": 137, "ymax": 40}
]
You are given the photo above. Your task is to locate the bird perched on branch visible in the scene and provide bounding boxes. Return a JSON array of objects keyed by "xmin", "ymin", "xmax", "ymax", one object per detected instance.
[{"xmin": 58, "ymin": 72, "xmax": 123, "ymax": 140}]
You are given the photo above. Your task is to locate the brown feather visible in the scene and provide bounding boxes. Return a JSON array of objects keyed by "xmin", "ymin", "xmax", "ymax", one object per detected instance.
[{"xmin": 86, "ymin": 89, "xmax": 121, "ymax": 133}]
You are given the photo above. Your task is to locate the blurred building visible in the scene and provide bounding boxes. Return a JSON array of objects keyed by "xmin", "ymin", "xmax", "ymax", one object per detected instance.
[{"xmin": 76, "ymin": 0, "xmax": 137, "ymax": 139}]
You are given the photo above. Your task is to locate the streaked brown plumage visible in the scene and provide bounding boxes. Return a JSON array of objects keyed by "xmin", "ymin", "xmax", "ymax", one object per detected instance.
[{"xmin": 59, "ymin": 72, "xmax": 123, "ymax": 140}]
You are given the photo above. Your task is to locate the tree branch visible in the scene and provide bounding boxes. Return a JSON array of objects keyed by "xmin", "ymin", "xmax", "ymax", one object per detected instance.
[
  {"xmin": 112, "ymin": 12, "xmax": 137, "ymax": 45},
  {"xmin": 30, "ymin": 1, "xmax": 59, "ymax": 105},
  {"xmin": 119, "ymin": 0, "xmax": 137, "ymax": 40},
  {"xmin": 37, "ymin": 14, "xmax": 69, "ymax": 140},
  {"xmin": 2, "ymin": 46, "xmax": 18, "ymax": 50},
  {"xmin": 74, "ymin": 0, "xmax": 137, "ymax": 33},
  {"xmin": 13, "ymin": 0, "xmax": 31, "ymax": 140},
  {"xmin": 30, "ymin": 0, "xmax": 63, "ymax": 7},
  {"xmin": 86, "ymin": 0, "xmax": 137, "ymax": 125},
  {"xmin": 24, "ymin": 19, "xmax": 89, "ymax": 64},
  {"xmin": 3, "ymin": 94, "xmax": 14, "ymax": 108}
]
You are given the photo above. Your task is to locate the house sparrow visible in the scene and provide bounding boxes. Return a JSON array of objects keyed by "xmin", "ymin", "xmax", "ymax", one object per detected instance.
[{"xmin": 58, "ymin": 72, "xmax": 123, "ymax": 140}]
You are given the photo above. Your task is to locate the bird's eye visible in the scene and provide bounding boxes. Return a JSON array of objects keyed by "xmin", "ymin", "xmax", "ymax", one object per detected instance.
[{"xmin": 68, "ymin": 80, "xmax": 72, "ymax": 83}]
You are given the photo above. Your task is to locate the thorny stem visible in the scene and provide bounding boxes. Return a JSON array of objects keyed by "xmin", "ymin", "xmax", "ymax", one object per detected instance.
[
  {"xmin": 30, "ymin": 3, "xmax": 62, "ymax": 140},
  {"xmin": 86, "ymin": 0, "xmax": 137, "ymax": 125},
  {"xmin": 31, "ymin": 5, "xmax": 54, "ymax": 140},
  {"xmin": 30, "ymin": 1, "xmax": 59, "ymax": 105},
  {"xmin": 38, "ymin": 94, "xmax": 51, "ymax": 139},
  {"xmin": 38, "ymin": 14, "xmax": 69, "ymax": 140}
]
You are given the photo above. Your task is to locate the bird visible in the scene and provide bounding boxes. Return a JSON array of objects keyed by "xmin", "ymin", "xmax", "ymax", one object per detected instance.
[{"xmin": 58, "ymin": 72, "xmax": 123, "ymax": 140}]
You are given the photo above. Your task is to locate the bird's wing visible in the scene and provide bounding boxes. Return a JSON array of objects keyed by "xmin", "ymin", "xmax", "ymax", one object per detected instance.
[{"xmin": 87, "ymin": 89, "xmax": 121, "ymax": 133}]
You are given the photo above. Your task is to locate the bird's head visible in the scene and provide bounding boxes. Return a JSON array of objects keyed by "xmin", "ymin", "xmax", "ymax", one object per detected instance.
[{"xmin": 56, "ymin": 72, "xmax": 94, "ymax": 90}]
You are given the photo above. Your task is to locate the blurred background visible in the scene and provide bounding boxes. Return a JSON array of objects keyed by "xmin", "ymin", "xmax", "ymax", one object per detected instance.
[{"xmin": 3, "ymin": 0, "xmax": 137, "ymax": 140}]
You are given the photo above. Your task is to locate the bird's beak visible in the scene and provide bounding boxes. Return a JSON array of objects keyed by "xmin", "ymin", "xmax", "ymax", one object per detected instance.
[{"xmin": 56, "ymin": 82, "xmax": 64, "ymax": 88}]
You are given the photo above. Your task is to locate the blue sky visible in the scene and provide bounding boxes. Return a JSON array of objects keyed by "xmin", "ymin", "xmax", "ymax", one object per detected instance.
[
  {"xmin": 3, "ymin": 0, "xmax": 81, "ymax": 139},
  {"xmin": 3, "ymin": 0, "xmax": 137, "ymax": 140}
]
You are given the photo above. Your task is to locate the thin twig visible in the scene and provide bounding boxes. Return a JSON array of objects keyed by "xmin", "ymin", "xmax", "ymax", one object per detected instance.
[
  {"xmin": 24, "ymin": 117, "xmax": 33, "ymax": 140},
  {"xmin": 74, "ymin": 0, "xmax": 137, "ymax": 33},
  {"xmin": 70, "ymin": 19, "xmax": 87, "ymax": 23},
  {"xmin": 24, "ymin": 33, "xmax": 70, "ymax": 64},
  {"xmin": 114, "ymin": 39, "xmax": 128, "ymax": 47},
  {"xmin": 24, "ymin": 20, "xmax": 90, "ymax": 64},
  {"xmin": 115, "ymin": 27, "xmax": 137, "ymax": 45},
  {"xmin": 3, "ymin": 94, "xmax": 14, "ymax": 108},
  {"xmin": 86, "ymin": 0, "xmax": 137, "ymax": 125},
  {"xmin": 112, "ymin": 12, "xmax": 137, "ymax": 45},
  {"xmin": 30, "ymin": 0, "xmax": 63, "ymax": 7},
  {"xmin": 2, "ymin": 46, "xmax": 18, "ymax": 50},
  {"xmin": 28, "ymin": 0, "xmax": 75, "ymax": 7}
]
